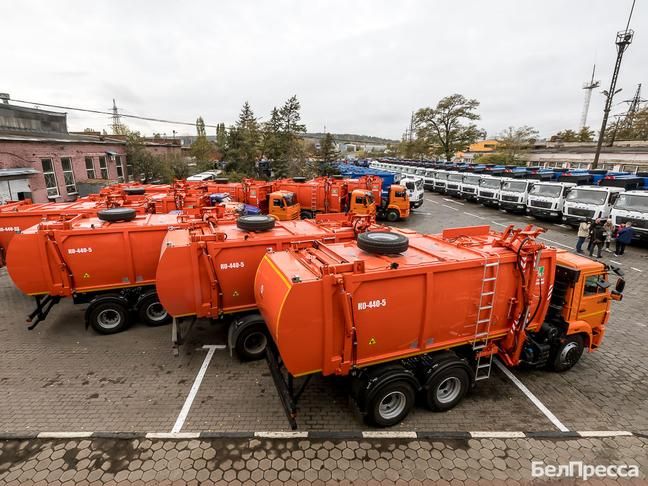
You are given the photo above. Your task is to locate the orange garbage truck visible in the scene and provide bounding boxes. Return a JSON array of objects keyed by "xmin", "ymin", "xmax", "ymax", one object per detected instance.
[
  {"xmin": 254, "ymin": 224, "xmax": 624, "ymax": 428},
  {"xmin": 156, "ymin": 213, "xmax": 377, "ymax": 358},
  {"xmin": 6, "ymin": 208, "xmax": 194, "ymax": 333}
]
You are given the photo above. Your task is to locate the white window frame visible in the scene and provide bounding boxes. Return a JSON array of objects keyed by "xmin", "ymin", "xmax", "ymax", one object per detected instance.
[
  {"xmin": 85, "ymin": 156, "xmax": 96, "ymax": 179},
  {"xmin": 41, "ymin": 158, "xmax": 59, "ymax": 198},
  {"xmin": 60, "ymin": 157, "xmax": 78, "ymax": 195},
  {"xmin": 99, "ymin": 156, "xmax": 108, "ymax": 179},
  {"xmin": 115, "ymin": 155, "xmax": 124, "ymax": 182}
]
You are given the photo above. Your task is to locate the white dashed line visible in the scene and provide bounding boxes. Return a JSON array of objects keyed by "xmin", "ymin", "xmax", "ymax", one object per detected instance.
[
  {"xmin": 463, "ymin": 211, "xmax": 486, "ymax": 220},
  {"xmin": 631, "ymin": 267, "xmax": 642, "ymax": 272},
  {"xmin": 610, "ymin": 260, "xmax": 622, "ymax": 265},
  {"xmin": 425, "ymin": 199, "xmax": 440, "ymax": 204},
  {"xmin": 494, "ymin": 359, "xmax": 569, "ymax": 432},
  {"xmin": 491, "ymin": 221, "xmax": 507, "ymax": 227},
  {"xmin": 442, "ymin": 204, "xmax": 459, "ymax": 211},
  {"xmin": 443, "ymin": 198, "xmax": 465, "ymax": 205},
  {"xmin": 171, "ymin": 344, "xmax": 226, "ymax": 433}
]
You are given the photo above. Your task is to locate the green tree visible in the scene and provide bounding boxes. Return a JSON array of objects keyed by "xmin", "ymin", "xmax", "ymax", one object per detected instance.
[
  {"xmin": 414, "ymin": 94, "xmax": 482, "ymax": 161},
  {"xmin": 165, "ymin": 153, "xmax": 190, "ymax": 180},
  {"xmin": 125, "ymin": 132, "xmax": 167, "ymax": 183},
  {"xmin": 577, "ymin": 126, "xmax": 595, "ymax": 142},
  {"xmin": 615, "ymin": 107, "xmax": 648, "ymax": 141},
  {"xmin": 280, "ymin": 95, "xmax": 307, "ymax": 176},
  {"xmin": 496, "ymin": 126, "xmax": 538, "ymax": 165},
  {"xmin": 232, "ymin": 101, "xmax": 261, "ymax": 175},
  {"xmin": 551, "ymin": 129, "xmax": 578, "ymax": 142},
  {"xmin": 317, "ymin": 133, "xmax": 340, "ymax": 176},
  {"xmin": 190, "ymin": 115, "xmax": 215, "ymax": 171}
]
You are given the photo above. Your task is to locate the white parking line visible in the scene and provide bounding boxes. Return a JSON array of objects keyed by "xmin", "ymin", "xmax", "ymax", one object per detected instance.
[
  {"xmin": 538, "ymin": 237, "xmax": 571, "ymax": 249},
  {"xmin": 631, "ymin": 267, "xmax": 642, "ymax": 272},
  {"xmin": 443, "ymin": 198, "xmax": 465, "ymax": 206},
  {"xmin": 463, "ymin": 211, "xmax": 486, "ymax": 220},
  {"xmin": 491, "ymin": 221, "xmax": 507, "ymax": 227},
  {"xmin": 610, "ymin": 260, "xmax": 622, "ymax": 265},
  {"xmin": 171, "ymin": 344, "xmax": 225, "ymax": 433},
  {"xmin": 494, "ymin": 360, "xmax": 569, "ymax": 432},
  {"xmin": 555, "ymin": 224, "xmax": 570, "ymax": 229},
  {"xmin": 442, "ymin": 204, "xmax": 459, "ymax": 211},
  {"xmin": 425, "ymin": 199, "xmax": 440, "ymax": 204}
]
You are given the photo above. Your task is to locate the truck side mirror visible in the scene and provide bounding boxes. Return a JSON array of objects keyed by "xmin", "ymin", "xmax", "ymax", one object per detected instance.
[{"xmin": 615, "ymin": 278, "xmax": 625, "ymax": 293}]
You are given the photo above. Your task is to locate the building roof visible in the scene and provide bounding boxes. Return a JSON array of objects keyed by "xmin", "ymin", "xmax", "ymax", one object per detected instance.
[
  {"xmin": 0, "ymin": 167, "xmax": 40, "ymax": 179},
  {"xmin": 0, "ymin": 132, "xmax": 126, "ymax": 145}
]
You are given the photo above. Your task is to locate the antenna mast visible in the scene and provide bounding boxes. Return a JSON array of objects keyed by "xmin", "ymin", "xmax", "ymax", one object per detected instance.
[{"xmin": 580, "ymin": 64, "xmax": 600, "ymax": 129}]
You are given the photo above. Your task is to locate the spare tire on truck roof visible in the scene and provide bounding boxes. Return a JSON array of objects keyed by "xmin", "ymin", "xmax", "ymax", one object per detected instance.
[
  {"xmin": 292, "ymin": 176, "xmax": 306, "ymax": 183},
  {"xmin": 236, "ymin": 215, "xmax": 276, "ymax": 232},
  {"xmin": 123, "ymin": 187, "xmax": 146, "ymax": 195},
  {"xmin": 97, "ymin": 207, "xmax": 137, "ymax": 222},
  {"xmin": 357, "ymin": 231, "xmax": 409, "ymax": 255}
]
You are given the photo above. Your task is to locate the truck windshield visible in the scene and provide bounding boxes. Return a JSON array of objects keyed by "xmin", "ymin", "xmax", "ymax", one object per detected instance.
[
  {"xmin": 448, "ymin": 174, "xmax": 463, "ymax": 182},
  {"xmin": 530, "ymin": 185, "xmax": 562, "ymax": 197},
  {"xmin": 464, "ymin": 175, "xmax": 480, "ymax": 185},
  {"xmin": 502, "ymin": 181, "xmax": 527, "ymax": 192},
  {"xmin": 480, "ymin": 179, "xmax": 501, "ymax": 189},
  {"xmin": 566, "ymin": 189, "xmax": 607, "ymax": 205},
  {"xmin": 284, "ymin": 193, "xmax": 297, "ymax": 206},
  {"xmin": 615, "ymin": 194, "xmax": 648, "ymax": 212},
  {"xmin": 436, "ymin": 173, "xmax": 448, "ymax": 180}
]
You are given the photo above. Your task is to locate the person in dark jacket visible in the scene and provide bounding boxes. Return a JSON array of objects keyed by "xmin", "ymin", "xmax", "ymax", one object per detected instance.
[
  {"xmin": 588, "ymin": 220, "xmax": 606, "ymax": 258},
  {"xmin": 614, "ymin": 222, "xmax": 634, "ymax": 256}
]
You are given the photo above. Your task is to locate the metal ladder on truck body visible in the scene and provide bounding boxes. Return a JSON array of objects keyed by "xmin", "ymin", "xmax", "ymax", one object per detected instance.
[{"xmin": 473, "ymin": 256, "xmax": 500, "ymax": 381}]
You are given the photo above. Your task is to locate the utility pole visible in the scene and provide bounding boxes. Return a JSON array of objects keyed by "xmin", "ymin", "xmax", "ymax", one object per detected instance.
[
  {"xmin": 580, "ymin": 64, "xmax": 600, "ymax": 129},
  {"xmin": 592, "ymin": 0, "xmax": 636, "ymax": 169}
]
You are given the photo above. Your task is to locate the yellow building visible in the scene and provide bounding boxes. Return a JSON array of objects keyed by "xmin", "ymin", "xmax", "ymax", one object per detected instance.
[{"xmin": 456, "ymin": 139, "xmax": 499, "ymax": 161}]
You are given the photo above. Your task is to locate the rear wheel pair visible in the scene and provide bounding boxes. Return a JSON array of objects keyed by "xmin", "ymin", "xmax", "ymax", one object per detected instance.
[
  {"xmin": 365, "ymin": 366, "xmax": 470, "ymax": 427},
  {"xmin": 86, "ymin": 294, "xmax": 169, "ymax": 335}
]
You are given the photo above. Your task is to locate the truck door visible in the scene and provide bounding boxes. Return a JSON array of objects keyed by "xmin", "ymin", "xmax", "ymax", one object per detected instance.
[
  {"xmin": 577, "ymin": 273, "xmax": 610, "ymax": 328},
  {"xmin": 269, "ymin": 195, "xmax": 285, "ymax": 220}
]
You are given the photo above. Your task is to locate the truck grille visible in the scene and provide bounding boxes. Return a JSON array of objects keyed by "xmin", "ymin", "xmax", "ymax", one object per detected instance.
[
  {"xmin": 462, "ymin": 187, "xmax": 475, "ymax": 193},
  {"xmin": 480, "ymin": 191, "xmax": 494, "ymax": 198},
  {"xmin": 616, "ymin": 216, "xmax": 648, "ymax": 229},
  {"xmin": 530, "ymin": 200, "xmax": 552, "ymax": 209},
  {"xmin": 568, "ymin": 208, "xmax": 595, "ymax": 218},
  {"xmin": 501, "ymin": 195, "xmax": 519, "ymax": 202},
  {"xmin": 447, "ymin": 184, "xmax": 459, "ymax": 190}
]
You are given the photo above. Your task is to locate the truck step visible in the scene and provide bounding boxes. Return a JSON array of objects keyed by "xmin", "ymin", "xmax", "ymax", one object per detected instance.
[
  {"xmin": 482, "ymin": 291, "xmax": 495, "ymax": 296},
  {"xmin": 479, "ymin": 305, "xmax": 493, "ymax": 310},
  {"xmin": 477, "ymin": 319, "xmax": 491, "ymax": 324},
  {"xmin": 475, "ymin": 374, "xmax": 491, "ymax": 381},
  {"xmin": 484, "ymin": 262, "xmax": 499, "ymax": 267},
  {"xmin": 477, "ymin": 363, "xmax": 492, "ymax": 369},
  {"xmin": 483, "ymin": 277, "xmax": 497, "ymax": 282}
]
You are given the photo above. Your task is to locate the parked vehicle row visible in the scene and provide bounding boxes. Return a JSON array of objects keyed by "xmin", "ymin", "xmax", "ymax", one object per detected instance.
[{"xmin": 368, "ymin": 160, "xmax": 648, "ymax": 241}]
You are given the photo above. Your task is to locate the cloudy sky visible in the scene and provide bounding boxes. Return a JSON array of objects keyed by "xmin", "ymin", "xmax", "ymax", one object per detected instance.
[{"xmin": 4, "ymin": 0, "xmax": 647, "ymax": 140}]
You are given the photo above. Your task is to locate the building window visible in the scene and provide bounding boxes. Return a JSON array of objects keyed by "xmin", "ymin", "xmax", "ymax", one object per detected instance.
[
  {"xmin": 41, "ymin": 158, "xmax": 59, "ymax": 198},
  {"xmin": 85, "ymin": 157, "xmax": 95, "ymax": 179},
  {"xmin": 115, "ymin": 155, "xmax": 124, "ymax": 182},
  {"xmin": 61, "ymin": 158, "xmax": 77, "ymax": 194},
  {"xmin": 99, "ymin": 156, "xmax": 108, "ymax": 179}
]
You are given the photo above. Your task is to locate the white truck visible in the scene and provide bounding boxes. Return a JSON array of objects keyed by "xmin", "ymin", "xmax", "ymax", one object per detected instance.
[
  {"xmin": 401, "ymin": 175, "xmax": 425, "ymax": 209},
  {"xmin": 459, "ymin": 174, "xmax": 482, "ymax": 202},
  {"xmin": 476, "ymin": 176, "xmax": 502, "ymax": 207},
  {"xmin": 610, "ymin": 190, "xmax": 648, "ymax": 241},
  {"xmin": 423, "ymin": 169, "xmax": 436, "ymax": 191},
  {"xmin": 444, "ymin": 172, "xmax": 464, "ymax": 198},
  {"xmin": 433, "ymin": 170, "xmax": 450, "ymax": 193},
  {"xmin": 499, "ymin": 178, "xmax": 534, "ymax": 213},
  {"xmin": 562, "ymin": 186, "xmax": 625, "ymax": 227},
  {"xmin": 527, "ymin": 181, "xmax": 576, "ymax": 220}
]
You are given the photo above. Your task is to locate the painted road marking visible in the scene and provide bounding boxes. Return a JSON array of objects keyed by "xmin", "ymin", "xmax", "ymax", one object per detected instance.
[
  {"xmin": 37, "ymin": 432, "xmax": 93, "ymax": 439},
  {"xmin": 631, "ymin": 267, "xmax": 642, "ymax": 272},
  {"xmin": 578, "ymin": 431, "xmax": 632, "ymax": 437},
  {"xmin": 443, "ymin": 198, "xmax": 465, "ymax": 205},
  {"xmin": 255, "ymin": 431, "xmax": 309, "ymax": 438},
  {"xmin": 171, "ymin": 344, "xmax": 226, "ymax": 433},
  {"xmin": 425, "ymin": 198, "xmax": 440, "ymax": 204},
  {"xmin": 556, "ymin": 224, "xmax": 570, "ymax": 229},
  {"xmin": 470, "ymin": 431, "xmax": 526, "ymax": 438},
  {"xmin": 464, "ymin": 212, "xmax": 486, "ymax": 220},
  {"xmin": 610, "ymin": 260, "xmax": 622, "ymax": 265},
  {"xmin": 538, "ymin": 237, "xmax": 571, "ymax": 249},
  {"xmin": 148, "ymin": 432, "xmax": 200, "ymax": 439},
  {"xmin": 494, "ymin": 359, "xmax": 569, "ymax": 432},
  {"xmin": 442, "ymin": 204, "xmax": 459, "ymax": 211},
  {"xmin": 491, "ymin": 221, "xmax": 507, "ymax": 227},
  {"xmin": 363, "ymin": 431, "xmax": 417, "ymax": 439}
]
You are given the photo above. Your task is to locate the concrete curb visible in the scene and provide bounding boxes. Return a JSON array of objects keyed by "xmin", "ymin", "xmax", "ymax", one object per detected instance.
[{"xmin": 0, "ymin": 430, "xmax": 641, "ymax": 441}]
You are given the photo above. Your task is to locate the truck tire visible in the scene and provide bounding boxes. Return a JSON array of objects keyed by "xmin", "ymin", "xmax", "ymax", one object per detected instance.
[
  {"xmin": 233, "ymin": 320, "xmax": 269, "ymax": 361},
  {"xmin": 549, "ymin": 334, "xmax": 584, "ymax": 372},
  {"xmin": 124, "ymin": 187, "xmax": 146, "ymax": 195},
  {"xmin": 214, "ymin": 177, "xmax": 229, "ymax": 183},
  {"xmin": 137, "ymin": 293, "xmax": 171, "ymax": 326},
  {"xmin": 97, "ymin": 207, "xmax": 137, "ymax": 222},
  {"xmin": 236, "ymin": 215, "xmax": 276, "ymax": 232},
  {"xmin": 357, "ymin": 231, "xmax": 409, "ymax": 255},
  {"xmin": 87, "ymin": 300, "xmax": 130, "ymax": 335},
  {"xmin": 424, "ymin": 366, "xmax": 470, "ymax": 411},
  {"xmin": 300, "ymin": 209, "xmax": 314, "ymax": 219},
  {"xmin": 292, "ymin": 177, "xmax": 306, "ymax": 183},
  {"xmin": 366, "ymin": 380, "xmax": 415, "ymax": 427},
  {"xmin": 386, "ymin": 209, "xmax": 400, "ymax": 222}
]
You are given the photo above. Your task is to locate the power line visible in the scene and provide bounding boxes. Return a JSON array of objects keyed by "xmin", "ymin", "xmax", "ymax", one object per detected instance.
[{"xmin": 8, "ymin": 97, "xmax": 221, "ymax": 129}]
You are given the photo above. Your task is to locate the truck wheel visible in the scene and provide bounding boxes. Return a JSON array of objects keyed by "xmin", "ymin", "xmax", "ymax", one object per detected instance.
[
  {"xmin": 357, "ymin": 231, "xmax": 409, "ymax": 255},
  {"xmin": 424, "ymin": 367, "xmax": 470, "ymax": 412},
  {"xmin": 386, "ymin": 209, "xmax": 400, "ymax": 222},
  {"xmin": 236, "ymin": 215, "xmax": 276, "ymax": 232},
  {"xmin": 234, "ymin": 323, "xmax": 269, "ymax": 361},
  {"xmin": 549, "ymin": 335, "xmax": 584, "ymax": 372},
  {"xmin": 124, "ymin": 187, "xmax": 146, "ymax": 195},
  {"xmin": 88, "ymin": 301, "xmax": 130, "ymax": 335},
  {"xmin": 366, "ymin": 381, "xmax": 415, "ymax": 427},
  {"xmin": 300, "ymin": 210, "xmax": 314, "ymax": 219},
  {"xmin": 97, "ymin": 207, "xmax": 137, "ymax": 222},
  {"xmin": 137, "ymin": 294, "xmax": 171, "ymax": 326}
]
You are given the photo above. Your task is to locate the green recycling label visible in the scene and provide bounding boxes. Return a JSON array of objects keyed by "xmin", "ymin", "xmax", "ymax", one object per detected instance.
[{"xmin": 538, "ymin": 265, "xmax": 545, "ymax": 276}]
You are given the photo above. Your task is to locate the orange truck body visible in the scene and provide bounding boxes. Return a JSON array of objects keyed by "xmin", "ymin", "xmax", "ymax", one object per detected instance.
[
  {"xmin": 7, "ymin": 213, "xmax": 185, "ymax": 297},
  {"xmin": 255, "ymin": 225, "xmax": 612, "ymax": 378},
  {"xmin": 156, "ymin": 218, "xmax": 368, "ymax": 319},
  {"xmin": 273, "ymin": 178, "xmax": 350, "ymax": 214}
]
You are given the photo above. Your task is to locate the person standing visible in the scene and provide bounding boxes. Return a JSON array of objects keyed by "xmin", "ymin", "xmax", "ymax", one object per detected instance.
[
  {"xmin": 576, "ymin": 219, "xmax": 590, "ymax": 254},
  {"xmin": 587, "ymin": 218, "xmax": 602, "ymax": 254},
  {"xmin": 614, "ymin": 222, "xmax": 635, "ymax": 256},
  {"xmin": 588, "ymin": 220, "xmax": 605, "ymax": 258},
  {"xmin": 603, "ymin": 217, "xmax": 614, "ymax": 252}
]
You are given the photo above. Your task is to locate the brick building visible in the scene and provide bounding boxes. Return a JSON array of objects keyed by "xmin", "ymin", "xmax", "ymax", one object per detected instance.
[{"xmin": 0, "ymin": 100, "xmax": 180, "ymax": 203}]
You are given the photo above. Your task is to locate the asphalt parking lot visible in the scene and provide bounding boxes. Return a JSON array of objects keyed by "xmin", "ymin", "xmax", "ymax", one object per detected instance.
[{"xmin": 1, "ymin": 192, "xmax": 647, "ymax": 483}]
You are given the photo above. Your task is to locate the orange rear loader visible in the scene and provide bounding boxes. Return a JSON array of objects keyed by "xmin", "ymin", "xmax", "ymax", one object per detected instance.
[{"xmin": 253, "ymin": 224, "xmax": 624, "ymax": 428}]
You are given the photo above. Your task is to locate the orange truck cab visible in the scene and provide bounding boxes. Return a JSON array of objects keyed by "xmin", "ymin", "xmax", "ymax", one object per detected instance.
[
  {"xmin": 267, "ymin": 191, "xmax": 301, "ymax": 221},
  {"xmin": 377, "ymin": 184, "xmax": 410, "ymax": 222},
  {"xmin": 253, "ymin": 224, "xmax": 623, "ymax": 428},
  {"xmin": 347, "ymin": 189, "xmax": 377, "ymax": 217}
]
